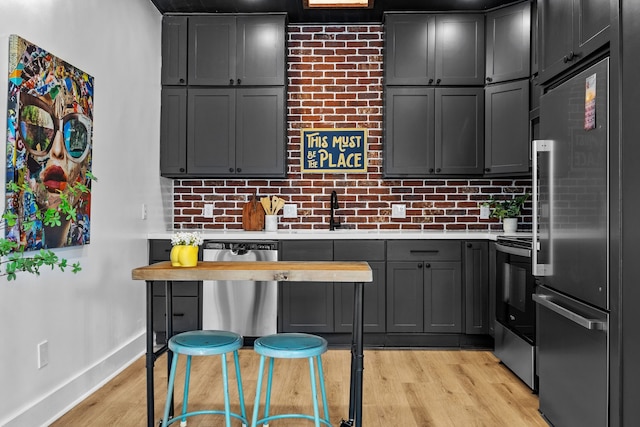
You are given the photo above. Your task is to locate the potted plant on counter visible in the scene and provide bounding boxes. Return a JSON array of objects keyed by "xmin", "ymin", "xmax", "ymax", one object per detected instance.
[
  {"xmin": 486, "ymin": 193, "xmax": 529, "ymax": 234},
  {"xmin": 170, "ymin": 231, "xmax": 203, "ymax": 267}
]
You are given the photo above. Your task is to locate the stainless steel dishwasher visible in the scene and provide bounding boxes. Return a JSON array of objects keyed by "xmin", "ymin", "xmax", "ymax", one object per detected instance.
[{"xmin": 202, "ymin": 241, "xmax": 278, "ymax": 337}]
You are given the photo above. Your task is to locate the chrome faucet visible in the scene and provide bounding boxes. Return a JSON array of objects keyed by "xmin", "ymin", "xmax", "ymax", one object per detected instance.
[{"xmin": 329, "ymin": 190, "xmax": 341, "ymax": 231}]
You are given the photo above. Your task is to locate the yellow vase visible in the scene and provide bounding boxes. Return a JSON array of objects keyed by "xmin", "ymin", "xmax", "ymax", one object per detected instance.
[
  {"xmin": 178, "ymin": 245, "xmax": 198, "ymax": 267},
  {"xmin": 170, "ymin": 245, "xmax": 183, "ymax": 266}
]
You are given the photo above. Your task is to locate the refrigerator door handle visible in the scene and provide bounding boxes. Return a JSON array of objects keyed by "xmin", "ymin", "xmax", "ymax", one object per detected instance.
[
  {"xmin": 532, "ymin": 293, "xmax": 607, "ymax": 330},
  {"xmin": 532, "ymin": 139, "xmax": 553, "ymax": 276}
]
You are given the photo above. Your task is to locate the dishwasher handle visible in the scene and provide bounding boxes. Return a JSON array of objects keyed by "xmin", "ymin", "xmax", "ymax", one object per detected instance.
[{"xmin": 533, "ymin": 293, "xmax": 607, "ymax": 331}]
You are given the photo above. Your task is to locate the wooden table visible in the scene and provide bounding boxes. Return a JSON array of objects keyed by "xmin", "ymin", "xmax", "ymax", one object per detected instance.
[{"xmin": 132, "ymin": 260, "xmax": 373, "ymax": 427}]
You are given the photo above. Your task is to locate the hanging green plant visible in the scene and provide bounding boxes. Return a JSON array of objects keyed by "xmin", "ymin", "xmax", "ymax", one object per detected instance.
[{"xmin": 1, "ymin": 171, "xmax": 97, "ymax": 281}]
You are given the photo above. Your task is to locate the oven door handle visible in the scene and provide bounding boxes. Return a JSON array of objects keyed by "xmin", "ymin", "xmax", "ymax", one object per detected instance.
[
  {"xmin": 495, "ymin": 243, "xmax": 531, "ymax": 258},
  {"xmin": 532, "ymin": 294, "xmax": 606, "ymax": 330}
]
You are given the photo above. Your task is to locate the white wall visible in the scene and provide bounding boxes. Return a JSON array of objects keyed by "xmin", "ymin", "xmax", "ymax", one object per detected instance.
[{"xmin": 0, "ymin": 1, "xmax": 167, "ymax": 425}]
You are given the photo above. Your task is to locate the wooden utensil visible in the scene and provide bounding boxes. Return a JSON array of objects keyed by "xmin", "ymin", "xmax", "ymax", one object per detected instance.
[
  {"xmin": 261, "ymin": 196, "xmax": 272, "ymax": 215},
  {"xmin": 274, "ymin": 197, "xmax": 285, "ymax": 214}
]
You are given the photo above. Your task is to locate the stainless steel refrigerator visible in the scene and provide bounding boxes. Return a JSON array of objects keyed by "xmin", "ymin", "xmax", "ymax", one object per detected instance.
[{"xmin": 533, "ymin": 57, "xmax": 609, "ymax": 427}]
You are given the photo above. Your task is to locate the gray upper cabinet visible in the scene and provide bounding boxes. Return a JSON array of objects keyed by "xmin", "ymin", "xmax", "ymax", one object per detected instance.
[
  {"xmin": 184, "ymin": 87, "xmax": 285, "ymax": 177},
  {"xmin": 188, "ymin": 15, "xmax": 286, "ymax": 86},
  {"xmin": 538, "ymin": 0, "xmax": 610, "ymax": 83},
  {"xmin": 484, "ymin": 79, "xmax": 530, "ymax": 175},
  {"xmin": 485, "ymin": 2, "xmax": 531, "ymax": 84},
  {"xmin": 385, "ymin": 13, "xmax": 485, "ymax": 86},
  {"xmin": 161, "ymin": 16, "xmax": 188, "ymax": 85},
  {"xmin": 385, "ymin": 86, "xmax": 484, "ymax": 177},
  {"xmin": 160, "ymin": 88, "xmax": 188, "ymax": 175}
]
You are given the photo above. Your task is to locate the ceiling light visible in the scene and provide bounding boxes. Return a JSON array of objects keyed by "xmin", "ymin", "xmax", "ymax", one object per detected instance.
[{"xmin": 304, "ymin": 0, "xmax": 374, "ymax": 8}]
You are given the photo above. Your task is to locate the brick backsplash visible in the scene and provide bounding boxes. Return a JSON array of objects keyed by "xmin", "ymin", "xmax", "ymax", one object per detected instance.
[{"xmin": 172, "ymin": 24, "xmax": 532, "ymax": 231}]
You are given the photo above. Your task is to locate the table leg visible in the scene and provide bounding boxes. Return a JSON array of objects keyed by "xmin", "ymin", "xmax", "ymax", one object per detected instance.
[
  {"xmin": 165, "ymin": 281, "xmax": 174, "ymax": 420},
  {"xmin": 341, "ymin": 281, "xmax": 364, "ymax": 427},
  {"xmin": 145, "ymin": 281, "xmax": 155, "ymax": 427}
]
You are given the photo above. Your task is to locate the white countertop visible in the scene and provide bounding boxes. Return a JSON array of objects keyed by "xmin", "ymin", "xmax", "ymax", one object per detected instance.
[{"xmin": 148, "ymin": 229, "xmax": 532, "ymax": 241}]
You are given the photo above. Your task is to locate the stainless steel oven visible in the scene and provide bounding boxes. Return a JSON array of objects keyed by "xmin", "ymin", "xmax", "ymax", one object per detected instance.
[{"xmin": 493, "ymin": 235, "xmax": 537, "ymax": 390}]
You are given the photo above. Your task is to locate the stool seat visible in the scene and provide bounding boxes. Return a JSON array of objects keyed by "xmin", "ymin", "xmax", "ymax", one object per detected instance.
[
  {"xmin": 254, "ymin": 333, "xmax": 328, "ymax": 358},
  {"xmin": 162, "ymin": 330, "xmax": 248, "ymax": 427},
  {"xmin": 169, "ymin": 330, "xmax": 243, "ymax": 356},
  {"xmin": 251, "ymin": 333, "xmax": 330, "ymax": 427}
]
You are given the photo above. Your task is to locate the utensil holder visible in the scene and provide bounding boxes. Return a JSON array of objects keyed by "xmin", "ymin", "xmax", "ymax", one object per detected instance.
[{"xmin": 265, "ymin": 215, "xmax": 278, "ymax": 232}]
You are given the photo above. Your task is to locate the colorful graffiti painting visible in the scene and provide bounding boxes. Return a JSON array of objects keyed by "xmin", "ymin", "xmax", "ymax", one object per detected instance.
[{"xmin": 5, "ymin": 35, "xmax": 94, "ymax": 250}]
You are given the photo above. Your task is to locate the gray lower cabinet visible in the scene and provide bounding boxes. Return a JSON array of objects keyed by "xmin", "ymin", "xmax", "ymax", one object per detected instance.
[
  {"xmin": 386, "ymin": 241, "xmax": 462, "ymax": 333},
  {"xmin": 149, "ymin": 240, "xmax": 202, "ymax": 344},
  {"xmin": 334, "ymin": 240, "xmax": 386, "ymax": 333},
  {"xmin": 463, "ymin": 241, "xmax": 489, "ymax": 335},
  {"xmin": 384, "ymin": 87, "xmax": 484, "ymax": 177},
  {"xmin": 161, "ymin": 87, "xmax": 286, "ymax": 177},
  {"xmin": 484, "ymin": 79, "xmax": 530, "ymax": 175},
  {"xmin": 279, "ymin": 240, "xmax": 334, "ymax": 333}
]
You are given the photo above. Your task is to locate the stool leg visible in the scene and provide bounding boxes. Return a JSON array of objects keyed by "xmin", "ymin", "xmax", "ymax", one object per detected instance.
[
  {"xmin": 263, "ymin": 357, "xmax": 275, "ymax": 425},
  {"xmin": 233, "ymin": 350, "xmax": 248, "ymax": 426},
  {"xmin": 180, "ymin": 355, "xmax": 192, "ymax": 427},
  {"xmin": 316, "ymin": 355, "xmax": 330, "ymax": 423},
  {"xmin": 309, "ymin": 357, "xmax": 321, "ymax": 427},
  {"xmin": 221, "ymin": 352, "xmax": 232, "ymax": 427},
  {"xmin": 251, "ymin": 355, "xmax": 267, "ymax": 427},
  {"xmin": 162, "ymin": 353, "xmax": 180, "ymax": 427}
]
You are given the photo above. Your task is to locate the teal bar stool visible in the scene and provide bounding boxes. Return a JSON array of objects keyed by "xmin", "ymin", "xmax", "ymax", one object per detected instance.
[
  {"xmin": 251, "ymin": 333, "xmax": 331, "ymax": 427},
  {"xmin": 161, "ymin": 330, "xmax": 248, "ymax": 427}
]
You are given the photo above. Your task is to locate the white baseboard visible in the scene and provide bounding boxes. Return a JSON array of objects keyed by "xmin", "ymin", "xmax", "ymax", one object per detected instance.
[{"xmin": 2, "ymin": 331, "xmax": 145, "ymax": 427}]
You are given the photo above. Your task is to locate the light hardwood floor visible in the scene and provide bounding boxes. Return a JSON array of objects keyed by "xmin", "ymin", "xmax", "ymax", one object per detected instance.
[{"xmin": 50, "ymin": 349, "xmax": 548, "ymax": 426}]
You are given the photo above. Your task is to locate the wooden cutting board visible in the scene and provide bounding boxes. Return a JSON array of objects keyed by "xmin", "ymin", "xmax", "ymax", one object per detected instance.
[{"xmin": 242, "ymin": 195, "xmax": 265, "ymax": 231}]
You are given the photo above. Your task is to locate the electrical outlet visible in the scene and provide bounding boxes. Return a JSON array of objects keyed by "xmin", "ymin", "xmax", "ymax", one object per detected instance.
[
  {"xmin": 38, "ymin": 340, "xmax": 49, "ymax": 369},
  {"xmin": 391, "ymin": 204, "xmax": 406, "ymax": 219},
  {"xmin": 204, "ymin": 204, "xmax": 214, "ymax": 218},
  {"xmin": 480, "ymin": 205, "xmax": 490, "ymax": 219},
  {"xmin": 283, "ymin": 204, "xmax": 297, "ymax": 218},
  {"xmin": 141, "ymin": 204, "xmax": 147, "ymax": 220}
]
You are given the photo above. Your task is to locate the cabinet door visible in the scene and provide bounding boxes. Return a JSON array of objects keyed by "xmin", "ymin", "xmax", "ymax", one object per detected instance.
[
  {"xmin": 435, "ymin": 87, "xmax": 484, "ymax": 175},
  {"xmin": 236, "ymin": 15, "xmax": 286, "ymax": 86},
  {"xmin": 161, "ymin": 16, "xmax": 188, "ymax": 85},
  {"xmin": 188, "ymin": 16, "xmax": 236, "ymax": 86},
  {"xmin": 280, "ymin": 241, "xmax": 334, "ymax": 333},
  {"xmin": 386, "ymin": 261, "xmax": 424, "ymax": 333},
  {"xmin": 335, "ymin": 261, "xmax": 386, "ymax": 333},
  {"xmin": 187, "ymin": 88, "xmax": 236, "ymax": 175},
  {"xmin": 160, "ymin": 88, "xmax": 187, "ymax": 177},
  {"xmin": 384, "ymin": 14, "xmax": 436, "ymax": 85},
  {"xmin": 424, "ymin": 261, "xmax": 462, "ymax": 333},
  {"xmin": 539, "ymin": 0, "xmax": 609, "ymax": 83},
  {"xmin": 484, "ymin": 80, "xmax": 530, "ymax": 175},
  {"xmin": 236, "ymin": 87, "xmax": 285, "ymax": 177},
  {"xmin": 464, "ymin": 241, "xmax": 489, "ymax": 335},
  {"xmin": 485, "ymin": 2, "xmax": 531, "ymax": 84},
  {"xmin": 435, "ymin": 14, "xmax": 485, "ymax": 86},
  {"xmin": 384, "ymin": 87, "xmax": 435, "ymax": 177}
]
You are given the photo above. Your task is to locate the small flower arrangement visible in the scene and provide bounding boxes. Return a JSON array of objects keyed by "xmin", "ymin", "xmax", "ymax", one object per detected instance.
[{"xmin": 171, "ymin": 231, "xmax": 203, "ymax": 247}]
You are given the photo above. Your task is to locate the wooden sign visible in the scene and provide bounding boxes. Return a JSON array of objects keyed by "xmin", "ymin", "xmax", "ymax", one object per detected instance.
[{"xmin": 300, "ymin": 128, "xmax": 367, "ymax": 173}]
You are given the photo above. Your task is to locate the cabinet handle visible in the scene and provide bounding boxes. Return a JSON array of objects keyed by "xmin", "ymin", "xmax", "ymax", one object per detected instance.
[
  {"xmin": 236, "ymin": 167, "xmax": 242, "ymax": 173},
  {"xmin": 429, "ymin": 168, "xmax": 434, "ymax": 173},
  {"xmin": 428, "ymin": 78, "xmax": 434, "ymax": 84},
  {"xmin": 179, "ymin": 78, "xmax": 185, "ymax": 83},
  {"xmin": 179, "ymin": 168, "xmax": 185, "ymax": 173},
  {"xmin": 237, "ymin": 78, "xmax": 242, "ymax": 85},
  {"xmin": 230, "ymin": 79, "xmax": 234, "ymax": 85},
  {"xmin": 410, "ymin": 250, "xmax": 439, "ymax": 254},
  {"xmin": 486, "ymin": 77, "xmax": 492, "ymax": 82},
  {"xmin": 484, "ymin": 168, "xmax": 491, "ymax": 172},
  {"xmin": 425, "ymin": 263, "xmax": 431, "ymax": 268},
  {"xmin": 418, "ymin": 263, "xmax": 423, "ymax": 268},
  {"xmin": 436, "ymin": 168, "xmax": 441, "ymax": 173},
  {"xmin": 436, "ymin": 78, "xmax": 441, "ymax": 84},
  {"xmin": 173, "ymin": 313, "xmax": 185, "ymax": 317},
  {"xmin": 467, "ymin": 243, "xmax": 473, "ymax": 248},
  {"xmin": 229, "ymin": 168, "xmax": 234, "ymax": 173}
]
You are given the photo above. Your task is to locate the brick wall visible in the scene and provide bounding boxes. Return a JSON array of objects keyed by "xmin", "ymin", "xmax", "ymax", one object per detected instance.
[{"xmin": 172, "ymin": 24, "xmax": 532, "ymax": 231}]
